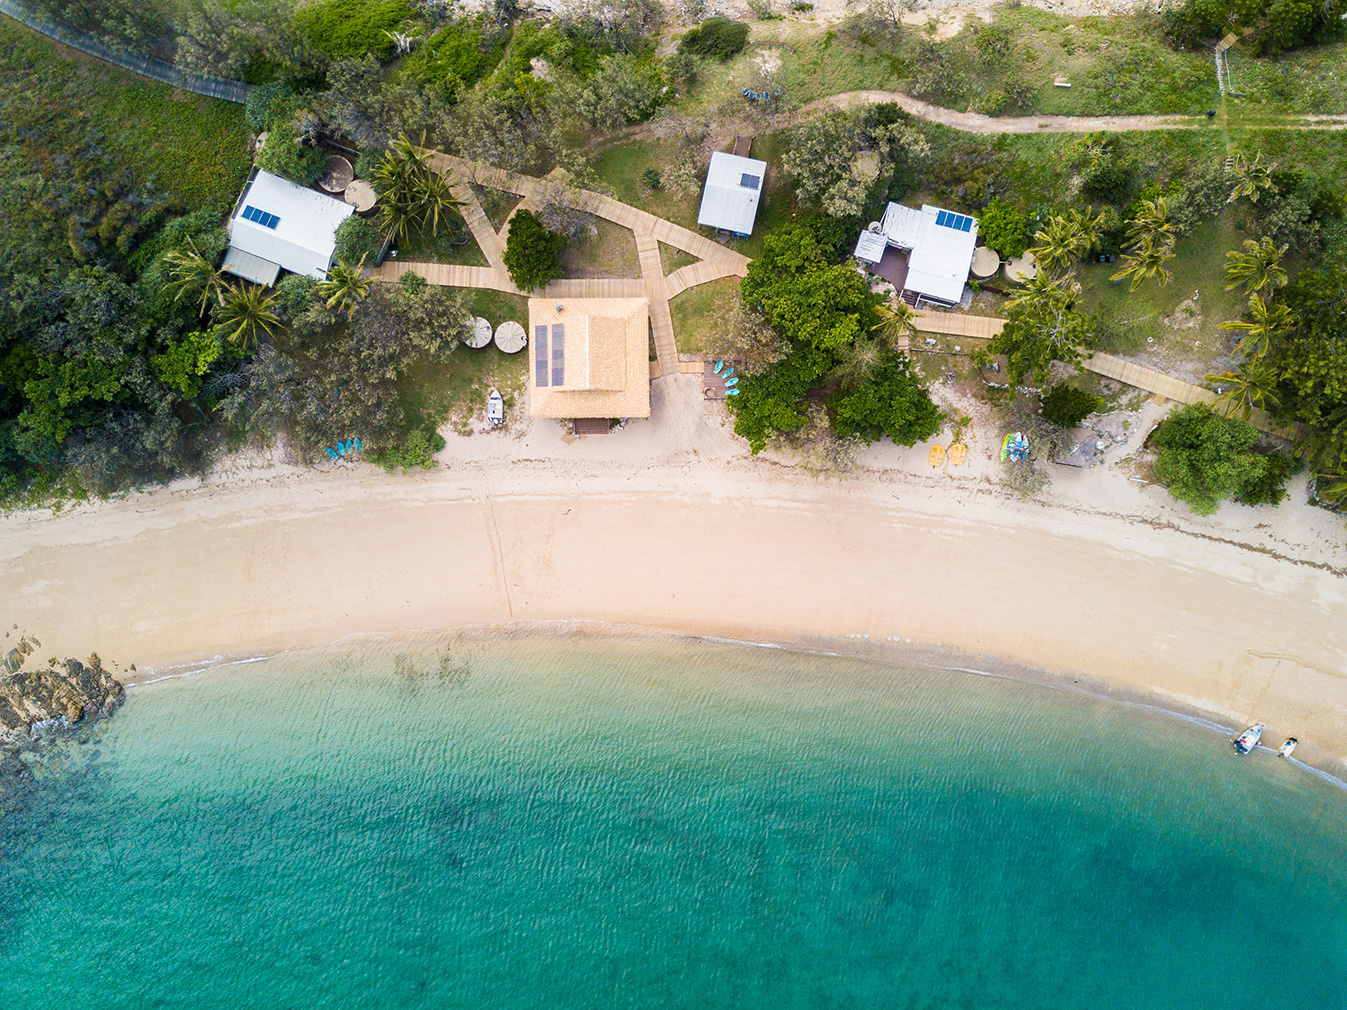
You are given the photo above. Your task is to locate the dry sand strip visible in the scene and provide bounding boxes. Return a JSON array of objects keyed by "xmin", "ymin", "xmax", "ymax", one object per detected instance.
[{"xmin": 4, "ymin": 455, "xmax": 1345, "ymax": 771}]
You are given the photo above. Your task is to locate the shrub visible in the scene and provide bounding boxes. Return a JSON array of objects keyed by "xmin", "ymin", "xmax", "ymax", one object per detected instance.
[
  {"xmin": 679, "ymin": 18, "xmax": 750, "ymax": 60},
  {"xmin": 274, "ymin": 275, "xmax": 319, "ymax": 319},
  {"xmin": 642, "ymin": 167, "xmax": 662, "ymax": 191},
  {"xmin": 1040, "ymin": 383, "xmax": 1104, "ymax": 428},
  {"xmin": 502, "ymin": 210, "xmax": 566, "ymax": 291},
  {"xmin": 334, "ymin": 216, "xmax": 381, "ymax": 266},
  {"xmin": 293, "ymin": 0, "xmax": 414, "ymax": 62},
  {"xmin": 371, "ymin": 428, "xmax": 445, "ymax": 472},
  {"xmin": 977, "ymin": 199, "xmax": 1029, "ymax": 258},
  {"xmin": 401, "ymin": 21, "xmax": 506, "ymax": 89},
  {"xmin": 255, "ymin": 125, "xmax": 326, "ymax": 186},
  {"xmin": 244, "ymin": 82, "xmax": 292, "ymax": 133}
]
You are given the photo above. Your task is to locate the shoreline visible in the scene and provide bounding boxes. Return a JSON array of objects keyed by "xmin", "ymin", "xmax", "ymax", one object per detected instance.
[
  {"xmin": 116, "ymin": 621, "xmax": 1347, "ymax": 790},
  {"xmin": 5, "ymin": 376, "xmax": 1346, "ymax": 780}
]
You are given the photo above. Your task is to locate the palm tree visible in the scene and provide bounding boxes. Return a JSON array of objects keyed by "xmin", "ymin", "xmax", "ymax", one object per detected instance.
[
  {"xmin": 1006, "ymin": 271, "xmax": 1079, "ymax": 315},
  {"xmin": 831, "ymin": 337, "xmax": 887, "ymax": 389},
  {"xmin": 165, "ymin": 239, "xmax": 223, "ymax": 315},
  {"xmin": 412, "ymin": 170, "xmax": 463, "ymax": 238},
  {"xmin": 870, "ymin": 300, "xmax": 918, "ymax": 349},
  {"xmin": 1224, "ymin": 237, "xmax": 1289, "ymax": 293},
  {"xmin": 1068, "ymin": 208, "xmax": 1105, "ymax": 258},
  {"xmin": 1123, "ymin": 197, "xmax": 1176, "ymax": 252},
  {"xmin": 317, "ymin": 257, "xmax": 372, "ymax": 314},
  {"xmin": 1313, "ymin": 473, "xmax": 1347, "ymax": 505},
  {"xmin": 1219, "ymin": 293, "xmax": 1294, "ymax": 360},
  {"xmin": 215, "ymin": 282, "xmax": 281, "ymax": 351},
  {"xmin": 1110, "ymin": 240, "xmax": 1176, "ymax": 291},
  {"xmin": 1027, "ymin": 215, "xmax": 1084, "ymax": 276},
  {"xmin": 1205, "ymin": 359, "xmax": 1282, "ymax": 420},
  {"xmin": 375, "ymin": 134, "xmax": 463, "ymax": 244},
  {"xmin": 1228, "ymin": 151, "xmax": 1275, "ymax": 205}
]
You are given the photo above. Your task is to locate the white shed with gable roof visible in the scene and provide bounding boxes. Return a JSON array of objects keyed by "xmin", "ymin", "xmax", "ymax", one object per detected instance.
[
  {"xmin": 697, "ymin": 152, "xmax": 768, "ymax": 236},
  {"xmin": 223, "ymin": 170, "xmax": 356, "ymax": 285}
]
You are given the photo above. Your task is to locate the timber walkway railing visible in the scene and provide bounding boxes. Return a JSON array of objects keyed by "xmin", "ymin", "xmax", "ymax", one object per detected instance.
[{"xmin": 0, "ymin": 0, "xmax": 250, "ymax": 103}]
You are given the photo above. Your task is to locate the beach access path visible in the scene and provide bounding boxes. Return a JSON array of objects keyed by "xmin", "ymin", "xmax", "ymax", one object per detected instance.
[{"xmin": 912, "ymin": 308, "xmax": 1293, "ymax": 438}]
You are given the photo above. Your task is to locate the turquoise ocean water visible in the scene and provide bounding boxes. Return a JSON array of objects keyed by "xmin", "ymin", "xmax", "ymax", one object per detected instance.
[{"xmin": 2, "ymin": 636, "xmax": 1345, "ymax": 1007}]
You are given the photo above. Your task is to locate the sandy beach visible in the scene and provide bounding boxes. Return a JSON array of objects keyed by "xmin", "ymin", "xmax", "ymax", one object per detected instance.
[{"xmin": 3, "ymin": 374, "xmax": 1345, "ymax": 768}]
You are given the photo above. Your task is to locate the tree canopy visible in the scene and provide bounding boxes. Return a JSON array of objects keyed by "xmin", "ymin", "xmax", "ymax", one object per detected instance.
[
  {"xmin": 502, "ymin": 210, "xmax": 566, "ymax": 291},
  {"xmin": 1151, "ymin": 404, "xmax": 1294, "ymax": 514},
  {"xmin": 730, "ymin": 223, "xmax": 940, "ymax": 453}
]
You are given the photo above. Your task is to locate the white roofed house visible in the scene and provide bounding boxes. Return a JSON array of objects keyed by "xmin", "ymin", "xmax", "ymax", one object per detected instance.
[
  {"xmin": 853, "ymin": 203, "xmax": 979, "ymax": 308},
  {"xmin": 697, "ymin": 152, "xmax": 768, "ymax": 237},
  {"xmin": 221, "ymin": 169, "xmax": 356, "ymax": 286}
]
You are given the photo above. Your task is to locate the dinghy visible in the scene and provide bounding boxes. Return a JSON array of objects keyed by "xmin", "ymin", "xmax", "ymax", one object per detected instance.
[
  {"xmin": 1232, "ymin": 723, "xmax": 1263, "ymax": 755},
  {"xmin": 486, "ymin": 389, "xmax": 504, "ymax": 427},
  {"xmin": 1278, "ymin": 738, "xmax": 1298, "ymax": 758}
]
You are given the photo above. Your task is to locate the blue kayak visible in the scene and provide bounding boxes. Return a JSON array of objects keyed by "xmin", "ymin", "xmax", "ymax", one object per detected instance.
[{"xmin": 325, "ymin": 447, "xmax": 339, "ymax": 460}]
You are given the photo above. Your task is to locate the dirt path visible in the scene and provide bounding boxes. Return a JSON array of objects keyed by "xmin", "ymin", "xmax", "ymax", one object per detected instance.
[{"xmin": 595, "ymin": 89, "xmax": 1347, "ymax": 155}]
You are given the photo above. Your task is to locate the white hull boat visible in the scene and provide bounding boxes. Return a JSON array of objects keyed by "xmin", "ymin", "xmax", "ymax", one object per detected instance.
[
  {"xmin": 486, "ymin": 389, "xmax": 504, "ymax": 427},
  {"xmin": 1278, "ymin": 738, "xmax": 1298, "ymax": 758},
  {"xmin": 1232, "ymin": 722, "xmax": 1263, "ymax": 755}
]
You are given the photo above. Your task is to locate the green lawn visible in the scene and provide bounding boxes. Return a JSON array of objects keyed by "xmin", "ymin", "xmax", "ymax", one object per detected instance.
[
  {"xmin": 0, "ymin": 21, "xmax": 251, "ymax": 209},
  {"xmin": 560, "ymin": 218, "xmax": 640, "ymax": 278},
  {"xmin": 670, "ymin": 276, "xmax": 741, "ymax": 355},
  {"xmin": 591, "ymin": 138, "xmax": 703, "ymax": 230}
]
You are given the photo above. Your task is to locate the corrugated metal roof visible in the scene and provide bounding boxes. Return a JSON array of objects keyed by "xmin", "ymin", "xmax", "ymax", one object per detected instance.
[
  {"xmin": 221, "ymin": 247, "xmax": 281, "ymax": 287},
  {"xmin": 226, "ymin": 170, "xmax": 355, "ymax": 280},
  {"xmin": 873, "ymin": 202, "xmax": 978, "ymax": 304},
  {"xmin": 697, "ymin": 152, "xmax": 768, "ymax": 235}
]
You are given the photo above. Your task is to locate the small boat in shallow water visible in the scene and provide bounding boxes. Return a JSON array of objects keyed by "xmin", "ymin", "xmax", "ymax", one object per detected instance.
[
  {"xmin": 1233, "ymin": 723, "xmax": 1263, "ymax": 755},
  {"xmin": 1278, "ymin": 738, "xmax": 1298, "ymax": 758}
]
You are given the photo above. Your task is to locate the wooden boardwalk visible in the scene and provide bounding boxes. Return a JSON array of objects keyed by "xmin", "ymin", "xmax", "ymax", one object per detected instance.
[
  {"xmin": 371, "ymin": 150, "xmax": 751, "ymax": 380},
  {"xmin": 899, "ymin": 311, "xmax": 1296, "ymax": 439}
]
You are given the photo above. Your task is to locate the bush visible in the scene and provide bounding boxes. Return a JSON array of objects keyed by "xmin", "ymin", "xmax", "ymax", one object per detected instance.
[
  {"xmin": 642, "ymin": 167, "xmax": 662, "ymax": 191},
  {"xmin": 401, "ymin": 21, "xmax": 506, "ymax": 89},
  {"xmin": 502, "ymin": 209, "xmax": 566, "ymax": 291},
  {"xmin": 274, "ymin": 275, "xmax": 319, "ymax": 319},
  {"xmin": 1040, "ymin": 383, "xmax": 1104, "ymax": 428},
  {"xmin": 1152, "ymin": 403, "xmax": 1287, "ymax": 515},
  {"xmin": 244, "ymin": 82, "xmax": 292, "ymax": 133},
  {"xmin": 334, "ymin": 216, "xmax": 381, "ymax": 266},
  {"xmin": 679, "ymin": 18, "xmax": 750, "ymax": 60},
  {"xmin": 371, "ymin": 428, "xmax": 444, "ymax": 472},
  {"xmin": 293, "ymin": 0, "xmax": 414, "ymax": 62},
  {"xmin": 256, "ymin": 126, "xmax": 326, "ymax": 186},
  {"xmin": 977, "ymin": 199, "xmax": 1029, "ymax": 258}
]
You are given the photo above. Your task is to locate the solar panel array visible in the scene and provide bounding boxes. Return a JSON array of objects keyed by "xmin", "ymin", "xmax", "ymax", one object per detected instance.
[
  {"xmin": 550, "ymin": 324, "xmax": 565, "ymax": 387},
  {"xmin": 740, "ymin": 173, "xmax": 761, "ymax": 190},
  {"xmin": 241, "ymin": 205, "xmax": 279, "ymax": 229},
  {"xmin": 535, "ymin": 326, "xmax": 549, "ymax": 387},
  {"xmin": 935, "ymin": 209, "xmax": 974, "ymax": 233}
]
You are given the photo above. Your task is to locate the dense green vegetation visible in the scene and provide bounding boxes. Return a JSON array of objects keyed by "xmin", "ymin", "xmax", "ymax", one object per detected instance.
[
  {"xmin": 502, "ymin": 211, "xmax": 566, "ymax": 291},
  {"xmin": 729, "ymin": 222, "xmax": 940, "ymax": 454},
  {"xmin": 1152, "ymin": 404, "xmax": 1297, "ymax": 513}
]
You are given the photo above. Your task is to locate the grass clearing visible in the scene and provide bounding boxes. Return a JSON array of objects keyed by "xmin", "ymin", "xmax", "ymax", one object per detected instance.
[
  {"xmin": 670, "ymin": 276, "xmax": 741, "ymax": 354},
  {"xmin": 560, "ymin": 217, "xmax": 640, "ymax": 278},
  {"xmin": 1, "ymin": 21, "xmax": 251, "ymax": 209},
  {"xmin": 473, "ymin": 186, "xmax": 521, "ymax": 231},
  {"xmin": 660, "ymin": 243, "xmax": 698, "ymax": 274},
  {"xmin": 592, "ymin": 138, "xmax": 703, "ymax": 230}
]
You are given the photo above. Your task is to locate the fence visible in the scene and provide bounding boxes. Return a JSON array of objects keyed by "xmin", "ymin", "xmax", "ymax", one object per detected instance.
[{"xmin": 0, "ymin": 0, "xmax": 250, "ymax": 104}]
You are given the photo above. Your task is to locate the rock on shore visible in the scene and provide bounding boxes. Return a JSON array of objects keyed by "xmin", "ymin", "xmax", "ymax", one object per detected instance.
[{"xmin": 1, "ymin": 637, "xmax": 126, "ymax": 814}]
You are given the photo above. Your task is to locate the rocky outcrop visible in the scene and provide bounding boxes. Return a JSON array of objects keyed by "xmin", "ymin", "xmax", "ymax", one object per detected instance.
[
  {"xmin": 1, "ymin": 641, "xmax": 125, "ymax": 747},
  {"xmin": 1, "ymin": 637, "xmax": 126, "ymax": 814}
]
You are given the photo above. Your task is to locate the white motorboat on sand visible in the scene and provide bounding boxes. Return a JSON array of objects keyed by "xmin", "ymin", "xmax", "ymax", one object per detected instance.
[{"xmin": 1278, "ymin": 738, "xmax": 1298, "ymax": 758}]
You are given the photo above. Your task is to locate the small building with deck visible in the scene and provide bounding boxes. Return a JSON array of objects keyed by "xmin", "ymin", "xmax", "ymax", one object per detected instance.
[
  {"xmin": 853, "ymin": 202, "xmax": 979, "ymax": 308},
  {"xmin": 222, "ymin": 169, "xmax": 355, "ymax": 286},
  {"xmin": 697, "ymin": 152, "xmax": 768, "ymax": 237},
  {"xmin": 528, "ymin": 297, "xmax": 651, "ymax": 423}
]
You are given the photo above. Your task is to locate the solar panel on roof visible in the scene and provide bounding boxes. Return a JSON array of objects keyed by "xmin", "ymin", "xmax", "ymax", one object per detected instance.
[
  {"xmin": 551, "ymin": 323, "xmax": 565, "ymax": 387},
  {"xmin": 241, "ymin": 205, "xmax": 279, "ymax": 229},
  {"xmin": 935, "ymin": 210, "xmax": 948, "ymax": 227},
  {"xmin": 960, "ymin": 216, "xmax": 973, "ymax": 232},
  {"xmin": 740, "ymin": 173, "xmax": 761, "ymax": 190},
  {"xmin": 535, "ymin": 326, "xmax": 549, "ymax": 387}
]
